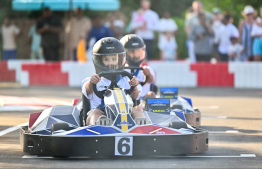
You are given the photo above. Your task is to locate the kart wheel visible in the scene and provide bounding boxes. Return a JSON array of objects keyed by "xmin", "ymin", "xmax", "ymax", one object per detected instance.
[
  {"xmin": 169, "ymin": 121, "xmax": 188, "ymax": 129},
  {"xmin": 171, "ymin": 104, "xmax": 183, "ymax": 110},
  {"xmin": 51, "ymin": 122, "xmax": 69, "ymax": 134}
]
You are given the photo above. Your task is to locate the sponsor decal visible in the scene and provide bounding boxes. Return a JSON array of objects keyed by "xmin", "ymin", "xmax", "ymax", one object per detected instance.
[
  {"xmin": 160, "ymin": 87, "xmax": 178, "ymax": 99},
  {"xmin": 117, "ymin": 120, "xmax": 133, "ymax": 127},
  {"xmin": 121, "ymin": 110, "xmax": 127, "ymax": 115},
  {"xmin": 147, "ymin": 98, "xmax": 170, "ymax": 114},
  {"xmin": 156, "ymin": 131, "xmax": 166, "ymax": 135},
  {"xmin": 98, "ymin": 85, "xmax": 108, "ymax": 89},
  {"xmin": 132, "ymin": 43, "xmax": 139, "ymax": 46},
  {"xmin": 106, "ymin": 46, "xmax": 115, "ymax": 49}
]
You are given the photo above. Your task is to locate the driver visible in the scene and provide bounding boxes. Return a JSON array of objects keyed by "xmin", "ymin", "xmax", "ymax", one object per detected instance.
[
  {"xmin": 82, "ymin": 37, "xmax": 145, "ymax": 125},
  {"xmin": 120, "ymin": 34, "xmax": 156, "ymax": 101}
]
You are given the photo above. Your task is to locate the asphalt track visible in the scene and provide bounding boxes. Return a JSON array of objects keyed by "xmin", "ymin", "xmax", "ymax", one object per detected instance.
[{"xmin": 0, "ymin": 83, "xmax": 262, "ymax": 169}]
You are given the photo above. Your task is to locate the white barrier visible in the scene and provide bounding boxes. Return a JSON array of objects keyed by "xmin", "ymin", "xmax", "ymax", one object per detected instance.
[
  {"xmin": 148, "ymin": 61, "xmax": 197, "ymax": 87},
  {"xmin": 229, "ymin": 62, "xmax": 262, "ymax": 89},
  {"xmin": 61, "ymin": 61, "xmax": 96, "ymax": 87}
]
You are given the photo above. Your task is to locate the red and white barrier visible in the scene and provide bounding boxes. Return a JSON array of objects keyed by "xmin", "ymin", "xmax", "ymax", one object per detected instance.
[{"xmin": 1, "ymin": 60, "xmax": 262, "ymax": 89}]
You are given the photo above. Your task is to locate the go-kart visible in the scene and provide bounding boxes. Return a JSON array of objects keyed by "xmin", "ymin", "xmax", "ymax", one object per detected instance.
[
  {"xmin": 159, "ymin": 88, "xmax": 201, "ymax": 127},
  {"xmin": 124, "ymin": 66, "xmax": 201, "ymax": 127},
  {"xmin": 20, "ymin": 70, "xmax": 208, "ymax": 157}
]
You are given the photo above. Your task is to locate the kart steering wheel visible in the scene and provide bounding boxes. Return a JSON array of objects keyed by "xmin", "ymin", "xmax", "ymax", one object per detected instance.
[
  {"xmin": 124, "ymin": 66, "xmax": 143, "ymax": 76},
  {"xmin": 93, "ymin": 70, "xmax": 135, "ymax": 99},
  {"xmin": 124, "ymin": 66, "xmax": 147, "ymax": 86}
]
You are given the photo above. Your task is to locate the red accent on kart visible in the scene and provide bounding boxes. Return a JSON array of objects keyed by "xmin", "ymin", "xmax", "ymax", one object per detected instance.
[
  {"xmin": 191, "ymin": 63, "xmax": 234, "ymax": 87},
  {"xmin": 29, "ymin": 112, "xmax": 42, "ymax": 129},
  {"xmin": 72, "ymin": 98, "xmax": 80, "ymax": 106},
  {"xmin": 0, "ymin": 61, "xmax": 16, "ymax": 82},
  {"xmin": 22, "ymin": 63, "xmax": 68, "ymax": 86},
  {"xmin": 129, "ymin": 125, "xmax": 180, "ymax": 135}
]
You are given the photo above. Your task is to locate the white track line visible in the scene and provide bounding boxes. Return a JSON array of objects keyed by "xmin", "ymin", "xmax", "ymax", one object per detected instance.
[
  {"xmin": 0, "ymin": 105, "xmax": 47, "ymax": 111},
  {"xmin": 209, "ymin": 130, "xmax": 239, "ymax": 134},
  {"xmin": 195, "ymin": 106, "xmax": 219, "ymax": 110},
  {"xmin": 202, "ymin": 116, "xmax": 227, "ymax": 119},
  {"xmin": 0, "ymin": 122, "xmax": 28, "ymax": 136},
  {"xmin": 22, "ymin": 154, "xmax": 256, "ymax": 159}
]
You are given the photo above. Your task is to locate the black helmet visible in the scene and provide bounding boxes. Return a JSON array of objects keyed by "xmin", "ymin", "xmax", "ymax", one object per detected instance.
[
  {"xmin": 93, "ymin": 37, "xmax": 126, "ymax": 74},
  {"xmin": 120, "ymin": 34, "xmax": 146, "ymax": 66}
]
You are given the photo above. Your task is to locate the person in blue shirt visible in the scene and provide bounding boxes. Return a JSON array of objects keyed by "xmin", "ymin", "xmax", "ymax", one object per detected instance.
[{"xmin": 87, "ymin": 15, "xmax": 114, "ymax": 45}]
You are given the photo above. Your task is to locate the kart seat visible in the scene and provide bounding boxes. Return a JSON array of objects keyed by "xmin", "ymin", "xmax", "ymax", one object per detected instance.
[{"xmin": 79, "ymin": 94, "xmax": 90, "ymax": 126}]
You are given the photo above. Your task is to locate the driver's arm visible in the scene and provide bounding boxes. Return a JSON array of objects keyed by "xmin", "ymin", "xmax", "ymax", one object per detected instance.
[
  {"xmin": 143, "ymin": 68, "xmax": 154, "ymax": 84},
  {"xmin": 130, "ymin": 87, "xmax": 139, "ymax": 99},
  {"xmin": 129, "ymin": 76, "xmax": 139, "ymax": 99},
  {"xmin": 86, "ymin": 74, "xmax": 101, "ymax": 95}
]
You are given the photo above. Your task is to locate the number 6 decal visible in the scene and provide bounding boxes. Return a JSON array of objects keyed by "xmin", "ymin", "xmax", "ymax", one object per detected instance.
[{"xmin": 115, "ymin": 137, "xmax": 133, "ymax": 156}]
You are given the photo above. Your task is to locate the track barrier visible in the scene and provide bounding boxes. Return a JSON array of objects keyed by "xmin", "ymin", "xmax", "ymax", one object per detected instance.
[{"xmin": 1, "ymin": 60, "xmax": 262, "ymax": 89}]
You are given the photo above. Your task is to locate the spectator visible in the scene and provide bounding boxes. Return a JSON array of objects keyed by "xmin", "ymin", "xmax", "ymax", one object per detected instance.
[
  {"xmin": 130, "ymin": 0, "xmax": 159, "ymax": 60},
  {"xmin": 185, "ymin": 1, "xmax": 213, "ymax": 62},
  {"xmin": 239, "ymin": 5, "xmax": 256, "ymax": 61},
  {"xmin": 228, "ymin": 36, "xmax": 244, "ymax": 62},
  {"xmin": 158, "ymin": 11, "xmax": 178, "ymax": 61},
  {"xmin": 212, "ymin": 7, "xmax": 224, "ymax": 61},
  {"xmin": 251, "ymin": 17, "xmax": 262, "ymax": 61},
  {"xmin": 28, "ymin": 16, "xmax": 44, "ymax": 60},
  {"xmin": 104, "ymin": 11, "xmax": 125, "ymax": 39},
  {"xmin": 37, "ymin": 7, "xmax": 63, "ymax": 61},
  {"xmin": 1, "ymin": 17, "xmax": 20, "ymax": 60},
  {"xmin": 189, "ymin": 12, "xmax": 213, "ymax": 62},
  {"xmin": 86, "ymin": 15, "xmax": 113, "ymax": 61},
  {"xmin": 65, "ymin": 8, "xmax": 92, "ymax": 61},
  {"xmin": 87, "ymin": 15, "xmax": 113, "ymax": 44},
  {"xmin": 217, "ymin": 14, "xmax": 239, "ymax": 61}
]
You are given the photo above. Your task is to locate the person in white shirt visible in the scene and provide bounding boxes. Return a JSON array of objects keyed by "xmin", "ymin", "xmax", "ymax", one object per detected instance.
[
  {"xmin": 218, "ymin": 14, "xmax": 239, "ymax": 61},
  {"xmin": 65, "ymin": 8, "xmax": 92, "ymax": 61},
  {"xmin": 130, "ymin": 0, "xmax": 159, "ymax": 60},
  {"xmin": 158, "ymin": 11, "xmax": 178, "ymax": 61},
  {"xmin": 120, "ymin": 34, "xmax": 156, "ymax": 101},
  {"xmin": 104, "ymin": 11, "xmax": 125, "ymax": 39},
  {"xmin": 82, "ymin": 37, "xmax": 143, "ymax": 125},
  {"xmin": 1, "ymin": 17, "xmax": 20, "ymax": 60},
  {"xmin": 228, "ymin": 36, "xmax": 244, "ymax": 62},
  {"xmin": 251, "ymin": 17, "xmax": 262, "ymax": 61}
]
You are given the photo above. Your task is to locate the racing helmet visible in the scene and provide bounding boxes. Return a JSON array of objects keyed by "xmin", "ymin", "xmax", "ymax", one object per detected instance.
[
  {"xmin": 93, "ymin": 37, "xmax": 126, "ymax": 74},
  {"xmin": 120, "ymin": 34, "xmax": 146, "ymax": 66}
]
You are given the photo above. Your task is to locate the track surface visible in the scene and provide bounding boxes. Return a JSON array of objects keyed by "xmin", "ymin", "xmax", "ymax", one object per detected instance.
[{"xmin": 0, "ymin": 84, "xmax": 262, "ymax": 169}]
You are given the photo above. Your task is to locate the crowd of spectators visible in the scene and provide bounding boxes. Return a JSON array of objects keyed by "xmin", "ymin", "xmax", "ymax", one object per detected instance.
[{"xmin": 1, "ymin": 0, "xmax": 262, "ymax": 62}]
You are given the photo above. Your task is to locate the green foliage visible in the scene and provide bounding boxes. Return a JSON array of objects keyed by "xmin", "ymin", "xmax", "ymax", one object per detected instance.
[
  {"xmin": 173, "ymin": 17, "xmax": 188, "ymax": 59},
  {"xmin": 201, "ymin": 0, "xmax": 262, "ymax": 25}
]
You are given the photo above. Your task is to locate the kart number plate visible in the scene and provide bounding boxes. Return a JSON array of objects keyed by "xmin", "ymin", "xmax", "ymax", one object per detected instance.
[{"xmin": 115, "ymin": 137, "xmax": 133, "ymax": 156}]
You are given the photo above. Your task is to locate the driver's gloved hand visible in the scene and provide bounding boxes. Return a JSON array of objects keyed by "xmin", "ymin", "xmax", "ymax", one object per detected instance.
[{"xmin": 129, "ymin": 76, "xmax": 139, "ymax": 86}]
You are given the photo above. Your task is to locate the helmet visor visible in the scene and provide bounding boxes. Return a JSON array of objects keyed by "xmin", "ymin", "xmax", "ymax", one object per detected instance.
[
  {"xmin": 93, "ymin": 52, "xmax": 126, "ymax": 71},
  {"xmin": 126, "ymin": 47, "xmax": 146, "ymax": 63}
]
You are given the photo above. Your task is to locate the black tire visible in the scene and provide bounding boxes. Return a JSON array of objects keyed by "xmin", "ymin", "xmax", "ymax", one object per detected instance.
[
  {"xmin": 51, "ymin": 122, "xmax": 69, "ymax": 134},
  {"xmin": 171, "ymin": 104, "xmax": 183, "ymax": 110},
  {"xmin": 169, "ymin": 121, "xmax": 188, "ymax": 129}
]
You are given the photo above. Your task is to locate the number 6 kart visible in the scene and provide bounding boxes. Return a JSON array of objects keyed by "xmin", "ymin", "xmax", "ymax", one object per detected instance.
[{"xmin": 20, "ymin": 70, "xmax": 208, "ymax": 157}]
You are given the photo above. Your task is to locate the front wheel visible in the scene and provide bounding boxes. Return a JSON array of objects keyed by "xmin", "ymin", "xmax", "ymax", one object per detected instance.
[{"xmin": 51, "ymin": 122, "xmax": 69, "ymax": 134}]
